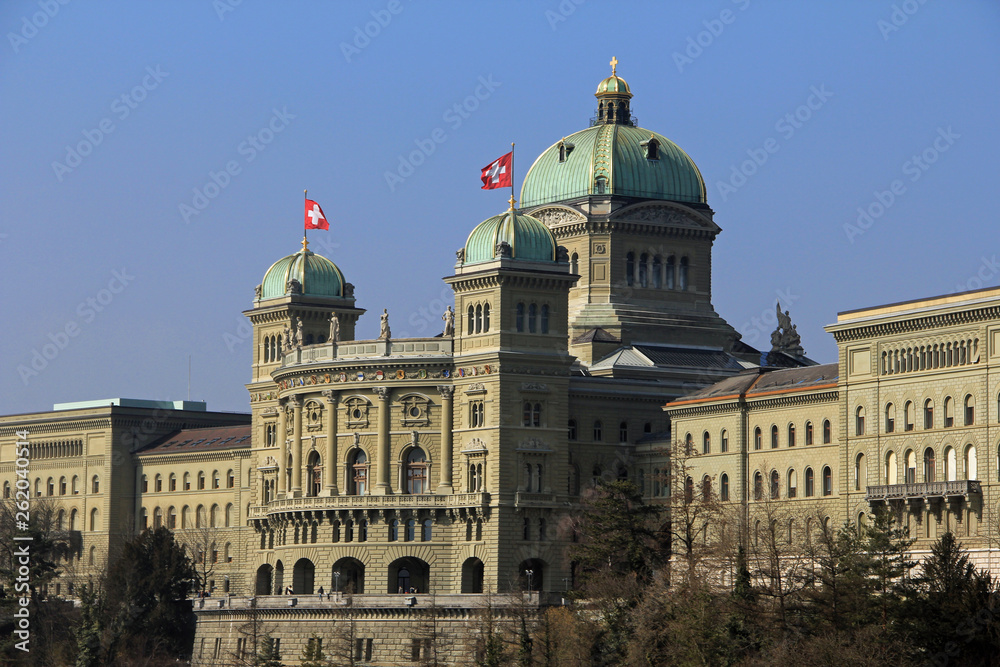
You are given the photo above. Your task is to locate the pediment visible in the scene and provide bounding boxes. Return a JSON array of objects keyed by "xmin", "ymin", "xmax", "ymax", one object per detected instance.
[
  {"xmin": 530, "ymin": 206, "xmax": 587, "ymax": 227},
  {"xmin": 610, "ymin": 202, "xmax": 720, "ymax": 233}
]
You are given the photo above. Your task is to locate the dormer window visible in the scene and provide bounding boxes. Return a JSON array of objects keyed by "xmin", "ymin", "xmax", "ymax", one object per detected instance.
[
  {"xmin": 594, "ymin": 176, "xmax": 607, "ymax": 195},
  {"xmin": 641, "ymin": 136, "xmax": 659, "ymax": 160},
  {"xmin": 557, "ymin": 141, "xmax": 575, "ymax": 163}
]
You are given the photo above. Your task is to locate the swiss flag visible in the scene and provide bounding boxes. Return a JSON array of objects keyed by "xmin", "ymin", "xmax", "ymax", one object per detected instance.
[
  {"xmin": 481, "ymin": 152, "xmax": 512, "ymax": 190},
  {"xmin": 304, "ymin": 198, "xmax": 329, "ymax": 230}
]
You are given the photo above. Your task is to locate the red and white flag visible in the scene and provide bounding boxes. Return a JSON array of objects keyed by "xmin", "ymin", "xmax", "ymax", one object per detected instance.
[
  {"xmin": 304, "ymin": 198, "xmax": 329, "ymax": 230},
  {"xmin": 481, "ymin": 152, "xmax": 512, "ymax": 190}
]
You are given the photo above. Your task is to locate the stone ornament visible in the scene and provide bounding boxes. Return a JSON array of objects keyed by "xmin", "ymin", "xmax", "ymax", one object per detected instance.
[
  {"xmin": 442, "ymin": 306, "xmax": 455, "ymax": 336},
  {"xmin": 379, "ymin": 309, "xmax": 391, "ymax": 340}
]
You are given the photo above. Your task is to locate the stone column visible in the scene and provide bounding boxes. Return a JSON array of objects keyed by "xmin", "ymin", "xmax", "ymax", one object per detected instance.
[
  {"xmin": 290, "ymin": 396, "xmax": 303, "ymax": 497},
  {"xmin": 322, "ymin": 390, "xmax": 339, "ymax": 495},
  {"xmin": 373, "ymin": 387, "xmax": 392, "ymax": 495},
  {"xmin": 437, "ymin": 385, "xmax": 454, "ymax": 493},
  {"xmin": 277, "ymin": 398, "xmax": 287, "ymax": 498}
]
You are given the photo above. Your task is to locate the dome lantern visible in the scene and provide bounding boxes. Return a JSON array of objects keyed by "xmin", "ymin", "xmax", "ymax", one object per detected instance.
[{"xmin": 595, "ymin": 56, "xmax": 634, "ymax": 126}]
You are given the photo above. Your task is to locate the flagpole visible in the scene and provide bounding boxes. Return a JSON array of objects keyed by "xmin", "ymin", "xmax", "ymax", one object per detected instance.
[
  {"xmin": 510, "ymin": 142, "xmax": 515, "ymax": 209},
  {"xmin": 303, "ymin": 189, "xmax": 308, "ymax": 251}
]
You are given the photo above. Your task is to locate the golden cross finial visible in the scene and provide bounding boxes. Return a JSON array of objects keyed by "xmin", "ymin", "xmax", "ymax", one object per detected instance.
[{"xmin": 610, "ymin": 56, "xmax": 618, "ymax": 76}]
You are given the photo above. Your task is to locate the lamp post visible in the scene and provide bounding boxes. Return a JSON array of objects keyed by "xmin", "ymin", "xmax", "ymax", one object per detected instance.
[
  {"xmin": 562, "ymin": 577, "xmax": 570, "ymax": 592},
  {"xmin": 524, "ymin": 568, "xmax": 534, "ymax": 592},
  {"xmin": 333, "ymin": 570, "xmax": 341, "ymax": 595}
]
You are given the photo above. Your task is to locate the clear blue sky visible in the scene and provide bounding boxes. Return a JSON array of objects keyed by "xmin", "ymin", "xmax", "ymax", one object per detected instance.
[{"xmin": 2, "ymin": 1, "xmax": 998, "ymax": 415}]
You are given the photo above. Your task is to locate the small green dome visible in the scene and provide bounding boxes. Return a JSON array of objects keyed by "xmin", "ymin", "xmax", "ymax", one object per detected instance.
[
  {"xmin": 520, "ymin": 124, "xmax": 706, "ymax": 208},
  {"xmin": 463, "ymin": 210, "xmax": 557, "ymax": 265},
  {"xmin": 596, "ymin": 75, "xmax": 631, "ymax": 97},
  {"xmin": 261, "ymin": 247, "xmax": 346, "ymax": 299}
]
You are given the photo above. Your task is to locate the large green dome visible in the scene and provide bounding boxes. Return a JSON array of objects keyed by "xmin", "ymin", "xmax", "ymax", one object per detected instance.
[
  {"xmin": 260, "ymin": 246, "xmax": 346, "ymax": 299},
  {"xmin": 463, "ymin": 210, "xmax": 557, "ymax": 265},
  {"xmin": 520, "ymin": 124, "xmax": 707, "ymax": 208}
]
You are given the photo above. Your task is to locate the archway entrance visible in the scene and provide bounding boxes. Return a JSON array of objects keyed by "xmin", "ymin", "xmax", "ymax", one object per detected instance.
[
  {"xmin": 255, "ymin": 564, "xmax": 273, "ymax": 595},
  {"xmin": 293, "ymin": 558, "xmax": 315, "ymax": 594},
  {"xmin": 388, "ymin": 557, "xmax": 429, "ymax": 594},
  {"xmin": 332, "ymin": 557, "xmax": 365, "ymax": 594},
  {"xmin": 461, "ymin": 557, "xmax": 484, "ymax": 593}
]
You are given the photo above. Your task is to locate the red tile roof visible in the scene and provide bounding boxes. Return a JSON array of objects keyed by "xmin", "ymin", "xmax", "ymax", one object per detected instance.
[{"xmin": 138, "ymin": 425, "xmax": 252, "ymax": 454}]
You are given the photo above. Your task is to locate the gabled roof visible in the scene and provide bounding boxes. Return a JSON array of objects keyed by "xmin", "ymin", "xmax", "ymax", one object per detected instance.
[
  {"xmin": 591, "ymin": 343, "xmax": 755, "ymax": 374},
  {"xmin": 137, "ymin": 425, "xmax": 252, "ymax": 455},
  {"xmin": 572, "ymin": 327, "xmax": 621, "ymax": 344},
  {"xmin": 667, "ymin": 363, "xmax": 839, "ymax": 407}
]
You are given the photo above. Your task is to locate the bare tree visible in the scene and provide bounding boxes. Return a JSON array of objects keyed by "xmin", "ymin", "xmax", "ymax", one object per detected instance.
[{"xmin": 664, "ymin": 438, "xmax": 724, "ymax": 585}]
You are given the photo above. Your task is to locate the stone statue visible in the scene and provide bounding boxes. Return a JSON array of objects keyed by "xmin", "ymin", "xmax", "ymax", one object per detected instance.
[
  {"xmin": 456, "ymin": 248, "xmax": 465, "ymax": 263},
  {"xmin": 557, "ymin": 245, "xmax": 569, "ymax": 262},
  {"xmin": 254, "ymin": 284, "xmax": 262, "ymax": 299},
  {"xmin": 329, "ymin": 314, "xmax": 340, "ymax": 343},
  {"xmin": 495, "ymin": 241, "xmax": 512, "ymax": 258},
  {"xmin": 286, "ymin": 278, "xmax": 302, "ymax": 295},
  {"xmin": 282, "ymin": 324, "xmax": 292, "ymax": 353},
  {"xmin": 442, "ymin": 306, "xmax": 455, "ymax": 336},
  {"xmin": 344, "ymin": 282, "xmax": 355, "ymax": 298},
  {"xmin": 295, "ymin": 317, "xmax": 304, "ymax": 350},
  {"xmin": 769, "ymin": 301, "xmax": 805, "ymax": 357},
  {"xmin": 379, "ymin": 309, "xmax": 391, "ymax": 340}
]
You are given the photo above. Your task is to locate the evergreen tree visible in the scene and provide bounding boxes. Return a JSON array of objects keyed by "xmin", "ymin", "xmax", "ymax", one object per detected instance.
[
  {"xmin": 299, "ymin": 633, "xmax": 326, "ymax": 667},
  {"xmin": 257, "ymin": 632, "xmax": 284, "ymax": 667}
]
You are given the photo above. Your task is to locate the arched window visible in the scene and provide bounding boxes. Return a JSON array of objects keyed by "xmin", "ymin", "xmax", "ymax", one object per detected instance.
[
  {"xmin": 389, "ymin": 519, "xmax": 399, "ymax": 542},
  {"xmin": 540, "ymin": 305, "xmax": 549, "ymax": 334},
  {"xmin": 89, "ymin": 508, "xmax": 99, "ymax": 531},
  {"xmin": 70, "ymin": 508, "xmax": 78, "ymax": 531},
  {"xmin": 944, "ymin": 446, "xmax": 956, "ymax": 481},
  {"xmin": 593, "ymin": 420, "xmax": 603, "ymax": 441},
  {"xmin": 570, "ymin": 252, "xmax": 579, "ymax": 275},
  {"xmin": 788, "ymin": 424, "xmax": 796, "ymax": 447},
  {"xmin": 349, "ymin": 450, "xmax": 368, "ymax": 495},
  {"xmin": 422, "ymin": 519, "xmax": 432, "ymax": 542},
  {"xmin": 855, "ymin": 406, "xmax": 865, "ymax": 436},
  {"xmin": 787, "ymin": 469, "xmax": 797, "ymax": 498},
  {"xmin": 475, "ymin": 304, "xmax": 483, "ymax": 333},
  {"xmin": 885, "ymin": 403, "xmax": 895, "ymax": 433},
  {"xmin": 702, "ymin": 431, "xmax": 710, "ymax": 454},
  {"xmin": 721, "ymin": 430, "xmax": 729, "ymax": 453},
  {"xmin": 47, "ymin": 477, "xmax": 54, "ymax": 496},
  {"xmin": 855, "ymin": 453, "xmax": 866, "ymax": 490},
  {"xmin": 212, "ymin": 470, "xmax": 220, "ymax": 489},
  {"xmin": 665, "ymin": 256, "xmax": 675, "ymax": 289},
  {"xmin": 822, "ymin": 466, "xmax": 833, "ymax": 496},
  {"xmin": 720, "ymin": 473, "xmax": 729, "ymax": 501},
  {"xmin": 885, "ymin": 450, "xmax": 897, "ymax": 484},
  {"xmin": 770, "ymin": 470, "xmax": 780, "ymax": 499},
  {"xmin": 528, "ymin": 304, "xmax": 537, "ymax": 333},
  {"xmin": 154, "ymin": 474, "xmax": 162, "ymax": 492},
  {"xmin": 626, "ymin": 252, "xmax": 635, "ymax": 286},
  {"xmin": 753, "ymin": 472, "xmax": 763, "ymax": 500},
  {"xmin": 619, "ymin": 422, "xmax": 629, "ymax": 443},
  {"xmin": 169, "ymin": 473, "xmax": 176, "ymax": 492},
  {"xmin": 406, "ymin": 447, "xmax": 428, "ymax": 494},
  {"xmin": 467, "ymin": 305, "xmax": 475, "ymax": 334},
  {"xmin": 965, "ymin": 394, "xmax": 975, "ymax": 425},
  {"xmin": 140, "ymin": 475, "xmax": 147, "ymax": 493},
  {"xmin": 227, "ymin": 469, "xmax": 235, "ymax": 488},
  {"xmin": 2, "ymin": 482, "xmax": 8, "ymax": 499},
  {"xmin": 823, "ymin": 420, "xmax": 832, "ymax": 444},
  {"xmin": 91, "ymin": 475, "xmax": 100, "ymax": 494},
  {"xmin": 904, "ymin": 401, "xmax": 914, "ymax": 431},
  {"xmin": 638, "ymin": 253, "xmax": 648, "ymax": 287},
  {"xmin": 924, "ymin": 399, "xmax": 934, "ymax": 429},
  {"xmin": 182, "ymin": 505, "xmax": 190, "ymax": 529},
  {"xmin": 405, "ymin": 519, "xmax": 416, "ymax": 542},
  {"xmin": 804, "ymin": 468, "xmax": 815, "ymax": 497},
  {"xmin": 923, "ymin": 448, "xmax": 935, "ymax": 483},
  {"xmin": 183, "ymin": 472, "xmax": 190, "ymax": 491},
  {"xmin": 805, "ymin": 421, "xmax": 813, "ymax": 445},
  {"xmin": 139, "ymin": 508, "xmax": 146, "ymax": 530},
  {"xmin": 225, "ymin": 503, "xmax": 234, "ymax": 528},
  {"xmin": 702, "ymin": 475, "xmax": 712, "ymax": 500},
  {"xmin": 567, "ymin": 420, "xmax": 577, "ymax": 440},
  {"xmin": 652, "ymin": 256, "xmax": 661, "ymax": 288},
  {"xmin": 196, "ymin": 505, "xmax": 206, "ymax": 529},
  {"xmin": 754, "ymin": 427, "xmax": 762, "ymax": 450},
  {"xmin": 965, "ymin": 444, "xmax": 978, "ymax": 480},
  {"xmin": 483, "ymin": 303, "xmax": 491, "ymax": 331},
  {"xmin": 646, "ymin": 137, "xmax": 659, "ymax": 160},
  {"xmin": 167, "ymin": 506, "xmax": 176, "ymax": 530},
  {"xmin": 679, "ymin": 257, "xmax": 689, "ymax": 290},
  {"xmin": 685, "ymin": 433, "xmax": 693, "ymax": 454},
  {"xmin": 905, "ymin": 449, "xmax": 916, "ymax": 484},
  {"xmin": 944, "ymin": 396, "xmax": 954, "ymax": 427},
  {"xmin": 771, "ymin": 425, "xmax": 779, "ymax": 449},
  {"xmin": 516, "ymin": 303, "xmax": 525, "ymax": 332}
]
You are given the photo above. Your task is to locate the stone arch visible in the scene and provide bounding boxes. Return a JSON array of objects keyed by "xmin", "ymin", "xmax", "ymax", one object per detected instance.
[
  {"xmin": 293, "ymin": 557, "xmax": 315, "ymax": 594},
  {"xmin": 461, "ymin": 557, "xmax": 485, "ymax": 593},
  {"xmin": 255, "ymin": 563, "xmax": 273, "ymax": 595},
  {"xmin": 389, "ymin": 556, "xmax": 429, "ymax": 594},
  {"xmin": 332, "ymin": 557, "xmax": 365, "ymax": 594}
]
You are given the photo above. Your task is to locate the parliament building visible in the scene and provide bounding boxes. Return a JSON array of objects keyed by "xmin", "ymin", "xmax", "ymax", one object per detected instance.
[{"xmin": 3, "ymin": 63, "xmax": 1000, "ymax": 664}]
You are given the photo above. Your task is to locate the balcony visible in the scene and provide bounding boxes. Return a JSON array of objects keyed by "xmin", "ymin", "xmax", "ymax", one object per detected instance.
[
  {"xmin": 865, "ymin": 480, "xmax": 981, "ymax": 502},
  {"xmin": 251, "ymin": 492, "xmax": 490, "ymax": 519},
  {"xmin": 280, "ymin": 338, "xmax": 453, "ymax": 368}
]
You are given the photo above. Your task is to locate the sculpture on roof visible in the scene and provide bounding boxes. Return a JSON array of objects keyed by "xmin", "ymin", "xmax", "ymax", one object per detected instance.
[
  {"xmin": 329, "ymin": 314, "xmax": 340, "ymax": 343},
  {"xmin": 286, "ymin": 278, "xmax": 302, "ymax": 295},
  {"xmin": 295, "ymin": 317, "xmax": 304, "ymax": 350},
  {"xmin": 379, "ymin": 309, "xmax": 391, "ymax": 340},
  {"xmin": 282, "ymin": 324, "xmax": 292, "ymax": 353},
  {"xmin": 442, "ymin": 306, "xmax": 455, "ymax": 337},
  {"xmin": 770, "ymin": 302, "xmax": 805, "ymax": 357}
]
